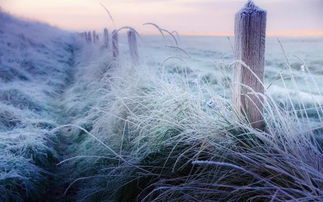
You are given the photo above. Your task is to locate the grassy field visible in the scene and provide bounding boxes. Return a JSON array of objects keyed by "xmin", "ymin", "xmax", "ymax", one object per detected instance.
[{"xmin": 0, "ymin": 10, "xmax": 322, "ymax": 201}]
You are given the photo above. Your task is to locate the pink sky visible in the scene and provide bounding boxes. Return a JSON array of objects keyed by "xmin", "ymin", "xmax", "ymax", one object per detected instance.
[{"xmin": 1, "ymin": 0, "xmax": 323, "ymax": 36}]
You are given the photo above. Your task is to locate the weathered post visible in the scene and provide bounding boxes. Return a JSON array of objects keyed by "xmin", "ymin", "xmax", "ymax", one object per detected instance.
[
  {"xmin": 103, "ymin": 28, "xmax": 109, "ymax": 49},
  {"xmin": 127, "ymin": 29, "xmax": 139, "ymax": 65},
  {"xmin": 88, "ymin": 31, "xmax": 92, "ymax": 43},
  {"xmin": 92, "ymin": 31, "xmax": 96, "ymax": 43},
  {"xmin": 112, "ymin": 30, "xmax": 119, "ymax": 63},
  {"xmin": 233, "ymin": 0, "xmax": 267, "ymax": 129}
]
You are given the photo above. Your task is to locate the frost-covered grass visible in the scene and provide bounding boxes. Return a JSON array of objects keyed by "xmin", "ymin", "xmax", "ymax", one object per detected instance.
[
  {"xmin": 58, "ymin": 34, "xmax": 323, "ymax": 201},
  {"xmin": 1, "ymin": 9, "xmax": 322, "ymax": 201},
  {"xmin": 0, "ymin": 11, "xmax": 75, "ymax": 201}
]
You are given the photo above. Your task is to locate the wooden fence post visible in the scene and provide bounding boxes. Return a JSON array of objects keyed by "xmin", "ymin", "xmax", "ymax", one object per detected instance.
[
  {"xmin": 84, "ymin": 32, "xmax": 88, "ymax": 42},
  {"xmin": 104, "ymin": 28, "xmax": 109, "ymax": 49},
  {"xmin": 127, "ymin": 29, "xmax": 139, "ymax": 65},
  {"xmin": 112, "ymin": 30, "xmax": 119, "ymax": 62},
  {"xmin": 233, "ymin": 0, "xmax": 267, "ymax": 129},
  {"xmin": 88, "ymin": 31, "xmax": 92, "ymax": 43},
  {"xmin": 92, "ymin": 31, "xmax": 96, "ymax": 43}
]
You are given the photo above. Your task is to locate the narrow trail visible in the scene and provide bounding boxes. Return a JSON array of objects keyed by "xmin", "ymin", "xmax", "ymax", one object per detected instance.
[
  {"xmin": 38, "ymin": 43, "xmax": 80, "ymax": 202},
  {"xmin": 39, "ymin": 42, "xmax": 104, "ymax": 201},
  {"xmin": 42, "ymin": 131, "xmax": 78, "ymax": 202}
]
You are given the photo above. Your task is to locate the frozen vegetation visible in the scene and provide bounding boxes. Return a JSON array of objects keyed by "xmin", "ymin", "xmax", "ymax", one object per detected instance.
[
  {"xmin": 0, "ymin": 10, "xmax": 323, "ymax": 201},
  {"xmin": 0, "ymin": 11, "xmax": 75, "ymax": 201}
]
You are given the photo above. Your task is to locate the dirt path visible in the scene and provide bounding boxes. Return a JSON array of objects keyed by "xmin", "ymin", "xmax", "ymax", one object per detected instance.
[
  {"xmin": 42, "ymin": 131, "xmax": 78, "ymax": 202},
  {"xmin": 39, "ymin": 45, "xmax": 80, "ymax": 202}
]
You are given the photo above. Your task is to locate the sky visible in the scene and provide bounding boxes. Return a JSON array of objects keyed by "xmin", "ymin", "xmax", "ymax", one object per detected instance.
[{"xmin": 1, "ymin": 0, "xmax": 323, "ymax": 36}]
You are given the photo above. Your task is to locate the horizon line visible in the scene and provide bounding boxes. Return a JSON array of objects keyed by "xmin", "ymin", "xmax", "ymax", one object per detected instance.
[
  {"xmin": 73, "ymin": 29, "xmax": 323, "ymax": 38},
  {"xmin": 142, "ymin": 31, "xmax": 323, "ymax": 37}
]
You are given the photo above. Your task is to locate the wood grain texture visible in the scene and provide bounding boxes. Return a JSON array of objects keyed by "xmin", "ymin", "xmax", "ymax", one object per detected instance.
[
  {"xmin": 127, "ymin": 29, "xmax": 139, "ymax": 65},
  {"xmin": 233, "ymin": 1, "xmax": 267, "ymax": 129}
]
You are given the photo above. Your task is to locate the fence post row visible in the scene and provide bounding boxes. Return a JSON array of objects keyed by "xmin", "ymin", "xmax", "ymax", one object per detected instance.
[
  {"xmin": 127, "ymin": 29, "xmax": 139, "ymax": 65},
  {"xmin": 233, "ymin": 0, "xmax": 267, "ymax": 130}
]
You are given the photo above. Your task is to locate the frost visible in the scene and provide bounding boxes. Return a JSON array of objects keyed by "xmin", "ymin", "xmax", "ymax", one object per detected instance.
[
  {"xmin": 240, "ymin": 0, "xmax": 266, "ymax": 15},
  {"xmin": 0, "ymin": 6, "xmax": 322, "ymax": 202},
  {"xmin": 0, "ymin": 10, "xmax": 73, "ymax": 201}
]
